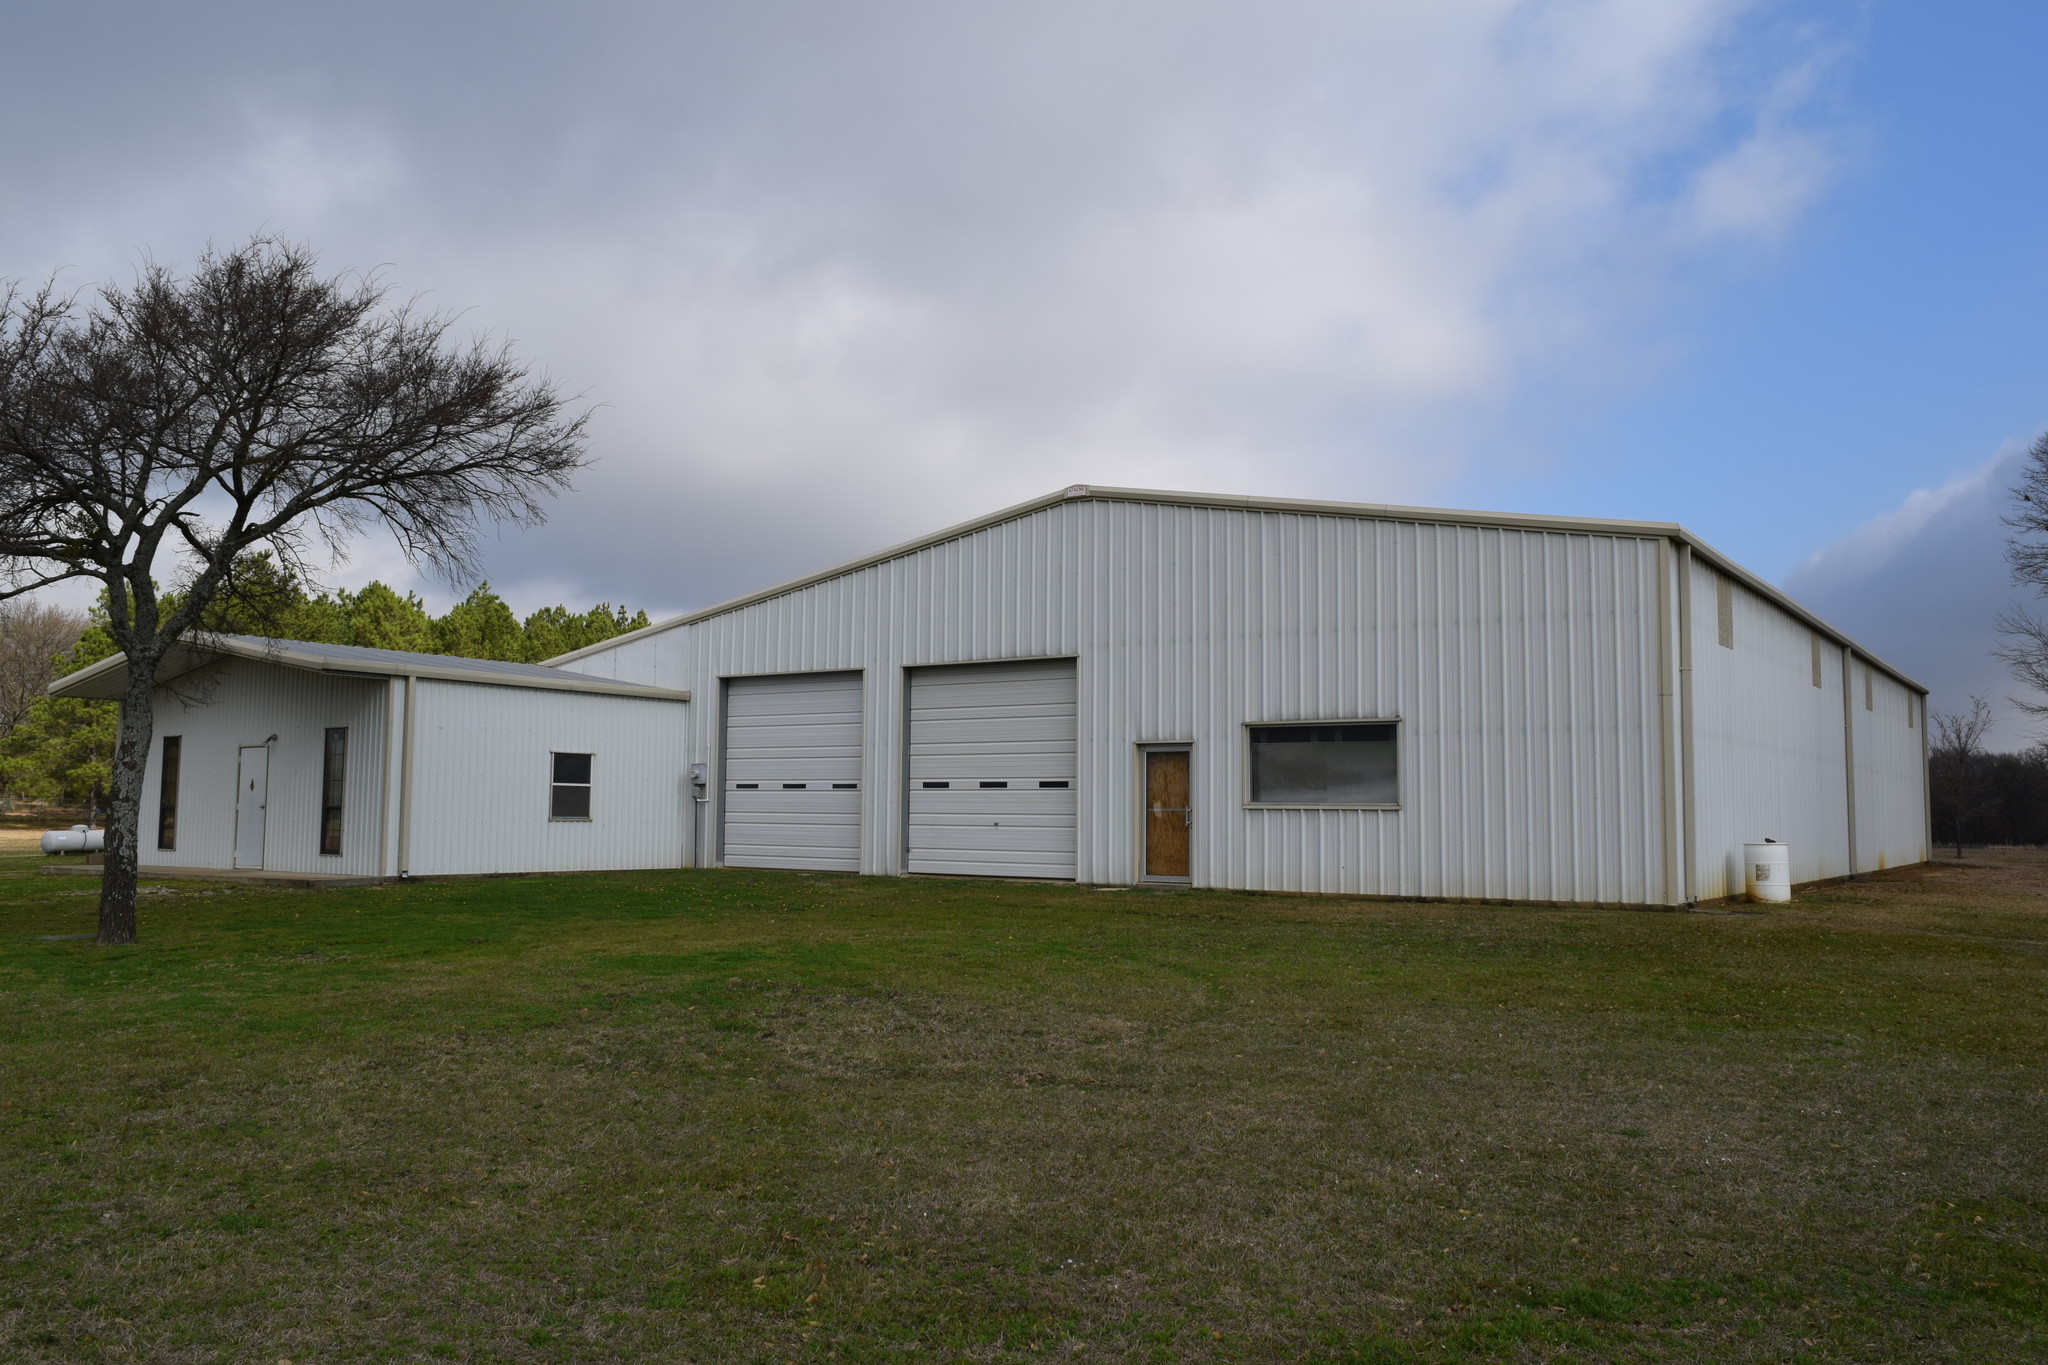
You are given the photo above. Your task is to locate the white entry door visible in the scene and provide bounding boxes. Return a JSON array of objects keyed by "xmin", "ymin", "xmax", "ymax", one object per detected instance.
[
  {"xmin": 907, "ymin": 659, "xmax": 1078, "ymax": 879},
  {"xmin": 721, "ymin": 672, "xmax": 863, "ymax": 871},
  {"xmin": 233, "ymin": 745, "xmax": 269, "ymax": 869}
]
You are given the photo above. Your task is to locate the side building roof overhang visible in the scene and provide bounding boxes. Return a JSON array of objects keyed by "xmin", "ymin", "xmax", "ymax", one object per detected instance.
[
  {"xmin": 545, "ymin": 483, "xmax": 1928, "ymax": 695},
  {"xmin": 48, "ymin": 634, "xmax": 693, "ymax": 702}
]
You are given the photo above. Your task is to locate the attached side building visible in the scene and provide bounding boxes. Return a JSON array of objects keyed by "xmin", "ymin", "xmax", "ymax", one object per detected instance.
[{"xmin": 51, "ymin": 637, "xmax": 691, "ymax": 879}]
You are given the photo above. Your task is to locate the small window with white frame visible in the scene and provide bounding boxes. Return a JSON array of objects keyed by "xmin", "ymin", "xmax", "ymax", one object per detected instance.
[
  {"xmin": 1247, "ymin": 722, "xmax": 1398, "ymax": 807},
  {"xmin": 551, "ymin": 752, "xmax": 593, "ymax": 820}
]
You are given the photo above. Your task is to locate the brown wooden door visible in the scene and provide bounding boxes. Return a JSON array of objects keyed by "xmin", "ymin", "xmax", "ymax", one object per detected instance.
[{"xmin": 1144, "ymin": 750, "xmax": 1191, "ymax": 878}]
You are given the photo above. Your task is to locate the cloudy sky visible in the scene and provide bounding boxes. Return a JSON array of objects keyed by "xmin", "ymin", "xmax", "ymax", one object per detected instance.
[{"xmin": 6, "ymin": 2, "xmax": 2046, "ymax": 742}]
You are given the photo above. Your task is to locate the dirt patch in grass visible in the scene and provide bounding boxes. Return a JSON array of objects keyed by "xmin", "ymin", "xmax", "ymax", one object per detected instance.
[{"xmin": 0, "ymin": 850, "xmax": 2044, "ymax": 1361}]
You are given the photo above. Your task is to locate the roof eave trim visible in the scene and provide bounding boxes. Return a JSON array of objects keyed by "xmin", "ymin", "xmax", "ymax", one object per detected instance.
[
  {"xmin": 542, "ymin": 486, "xmax": 1086, "ymax": 664},
  {"xmin": 44, "ymin": 652, "xmax": 132, "ymax": 698},
  {"xmin": 49, "ymin": 640, "xmax": 689, "ymax": 703},
  {"xmin": 314, "ymin": 659, "xmax": 688, "ymax": 700}
]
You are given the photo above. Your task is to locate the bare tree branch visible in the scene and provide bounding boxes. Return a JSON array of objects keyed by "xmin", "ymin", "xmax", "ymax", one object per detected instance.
[
  {"xmin": 1930, "ymin": 697, "xmax": 1994, "ymax": 859},
  {"xmin": 1992, "ymin": 605, "xmax": 2048, "ymax": 716},
  {"xmin": 0, "ymin": 235, "xmax": 591, "ymax": 943},
  {"xmin": 2000, "ymin": 431, "xmax": 2048, "ymax": 718},
  {"xmin": 0, "ymin": 599, "xmax": 88, "ymax": 740}
]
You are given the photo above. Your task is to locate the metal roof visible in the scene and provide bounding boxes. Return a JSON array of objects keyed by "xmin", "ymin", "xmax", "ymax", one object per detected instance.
[
  {"xmin": 49, "ymin": 634, "xmax": 692, "ymax": 702},
  {"xmin": 544, "ymin": 484, "xmax": 1927, "ymax": 693}
]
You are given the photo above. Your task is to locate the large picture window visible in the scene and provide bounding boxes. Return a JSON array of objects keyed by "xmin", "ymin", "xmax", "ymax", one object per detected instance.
[
  {"xmin": 320, "ymin": 727, "xmax": 348, "ymax": 855},
  {"xmin": 551, "ymin": 752, "xmax": 593, "ymax": 820},
  {"xmin": 1248, "ymin": 723, "xmax": 1398, "ymax": 806},
  {"xmin": 156, "ymin": 735, "xmax": 182, "ymax": 850}
]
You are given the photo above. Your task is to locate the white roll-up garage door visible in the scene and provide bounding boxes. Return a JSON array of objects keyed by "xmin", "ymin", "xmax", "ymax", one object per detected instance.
[
  {"xmin": 908, "ymin": 658, "xmax": 1077, "ymax": 879},
  {"xmin": 722, "ymin": 672, "xmax": 863, "ymax": 872}
]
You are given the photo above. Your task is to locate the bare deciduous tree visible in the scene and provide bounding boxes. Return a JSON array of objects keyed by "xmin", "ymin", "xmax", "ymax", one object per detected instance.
[
  {"xmin": 1930, "ymin": 697, "xmax": 1993, "ymax": 858},
  {"xmin": 0, "ymin": 599, "xmax": 87, "ymax": 740},
  {"xmin": 1999, "ymin": 430, "xmax": 2048, "ymax": 714},
  {"xmin": 0, "ymin": 237, "xmax": 589, "ymax": 944}
]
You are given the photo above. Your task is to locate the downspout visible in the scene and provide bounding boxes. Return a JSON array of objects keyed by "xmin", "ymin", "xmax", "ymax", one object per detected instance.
[
  {"xmin": 1656, "ymin": 538, "xmax": 1682, "ymax": 906},
  {"xmin": 376, "ymin": 677, "xmax": 397, "ymax": 876},
  {"xmin": 1676, "ymin": 542, "xmax": 1697, "ymax": 906},
  {"xmin": 398, "ymin": 675, "xmax": 418, "ymax": 878},
  {"xmin": 1840, "ymin": 648, "xmax": 1859, "ymax": 878}
]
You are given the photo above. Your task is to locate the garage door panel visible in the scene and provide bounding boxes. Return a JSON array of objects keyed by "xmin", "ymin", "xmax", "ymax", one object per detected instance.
[
  {"xmin": 907, "ymin": 659, "xmax": 1077, "ymax": 879},
  {"xmin": 728, "ymin": 760, "xmax": 858, "ymax": 780},
  {"xmin": 724, "ymin": 672, "xmax": 862, "ymax": 872},
  {"xmin": 909, "ymin": 819, "xmax": 1076, "ymax": 849},
  {"xmin": 910, "ymin": 788, "xmax": 1073, "ymax": 811}
]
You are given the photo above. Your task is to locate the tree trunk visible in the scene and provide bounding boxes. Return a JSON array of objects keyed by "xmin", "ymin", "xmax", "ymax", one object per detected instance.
[{"xmin": 97, "ymin": 660, "xmax": 157, "ymax": 945}]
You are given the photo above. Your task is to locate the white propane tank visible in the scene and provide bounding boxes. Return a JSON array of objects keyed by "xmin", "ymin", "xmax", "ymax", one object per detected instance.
[
  {"xmin": 1743, "ymin": 839, "xmax": 1791, "ymax": 904},
  {"xmin": 39, "ymin": 825, "xmax": 105, "ymax": 855}
]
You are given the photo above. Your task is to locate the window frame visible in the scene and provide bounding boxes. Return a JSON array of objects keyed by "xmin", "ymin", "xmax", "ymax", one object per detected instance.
[
  {"xmin": 319, "ymin": 727, "xmax": 348, "ymax": 856},
  {"xmin": 156, "ymin": 735, "xmax": 182, "ymax": 850},
  {"xmin": 550, "ymin": 750, "xmax": 594, "ymax": 822},
  {"xmin": 1241, "ymin": 718, "xmax": 1402, "ymax": 811}
]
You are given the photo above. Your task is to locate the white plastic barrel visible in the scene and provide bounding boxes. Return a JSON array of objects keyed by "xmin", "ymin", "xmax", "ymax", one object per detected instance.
[
  {"xmin": 40, "ymin": 825, "xmax": 104, "ymax": 854},
  {"xmin": 1743, "ymin": 840, "xmax": 1791, "ymax": 903}
]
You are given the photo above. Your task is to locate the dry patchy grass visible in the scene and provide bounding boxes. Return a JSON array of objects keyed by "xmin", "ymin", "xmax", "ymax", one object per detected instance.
[{"xmin": 1, "ymin": 851, "xmax": 2044, "ymax": 1362}]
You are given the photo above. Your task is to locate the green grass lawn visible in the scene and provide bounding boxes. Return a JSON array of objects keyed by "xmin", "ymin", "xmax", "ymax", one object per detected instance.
[{"xmin": 2, "ymin": 852, "xmax": 2044, "ymax": 1363}]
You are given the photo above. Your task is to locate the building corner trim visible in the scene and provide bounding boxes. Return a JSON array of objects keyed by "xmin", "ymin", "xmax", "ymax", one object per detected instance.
[
  {"xmin": 1677, "ymin": 542, "xmax": 1697, "ymax": 906},
  {"xmin": 1656, "ymin": 539, "xmax": 1683, "ymax": 906},
  {"xmin": 1841, "ymin": 648, "xmax": 1860, "ymax": 877}
]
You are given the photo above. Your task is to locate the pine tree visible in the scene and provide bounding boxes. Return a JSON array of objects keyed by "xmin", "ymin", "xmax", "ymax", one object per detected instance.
[
  {"xmin": 434, "ymin": 584, "xmax": 526, "ymax": 660},
  {"xmin": 342, "ymin": 583, "xmax": 437, "ymax": 653}
]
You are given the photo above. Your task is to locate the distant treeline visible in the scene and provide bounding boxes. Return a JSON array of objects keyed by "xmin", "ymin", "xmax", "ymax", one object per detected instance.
[
  {"xmin": 1930, "ymin": 745, "xmax": 2048, "ymax": 850},
  {"xmin": 0, "ymin": 557, "xmax": 651, "ymax": 809}
]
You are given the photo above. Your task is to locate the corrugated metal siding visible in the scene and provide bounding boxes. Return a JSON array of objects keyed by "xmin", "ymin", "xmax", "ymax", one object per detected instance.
[
  {"xmin": 405, "ymin": 681, "xmax": 690, "ymax": 876},
  {"xmin": 1686, "ymin": 570, "xmax": 1856, "ymax": 898},
  {"xmin": 141, "ymin": 661, "xmax": 389, "ymax": 876},
  {"xmin": 565, "ymin": 498, "xmax": 1675, "ymax": 904},
  {"xmin": 1856, "ymin": 665, "xmax": 1929, "ymax": 871}
]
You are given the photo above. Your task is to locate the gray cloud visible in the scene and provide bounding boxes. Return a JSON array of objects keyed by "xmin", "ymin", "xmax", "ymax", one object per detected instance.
[
  {"xmin": 1784, "ymin": 442, "xmax": 2043, "ymax": 751},
  {"xmin": 2, "ymin": 1, "xmax": 1842, "ymax": 616}
]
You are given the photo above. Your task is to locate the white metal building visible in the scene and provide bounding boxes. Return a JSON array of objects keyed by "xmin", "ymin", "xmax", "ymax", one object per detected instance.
[
  {"xmin": 52, "ymin": 637, "xmax": 690, "ymax": 879},
  {"xmin": 55, "ymin": 486, "xmax": 1928, "ymax": 904},
  {"xmin": 549, "ymin": 485, "xmax": 1929, "ymax": 906}
]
